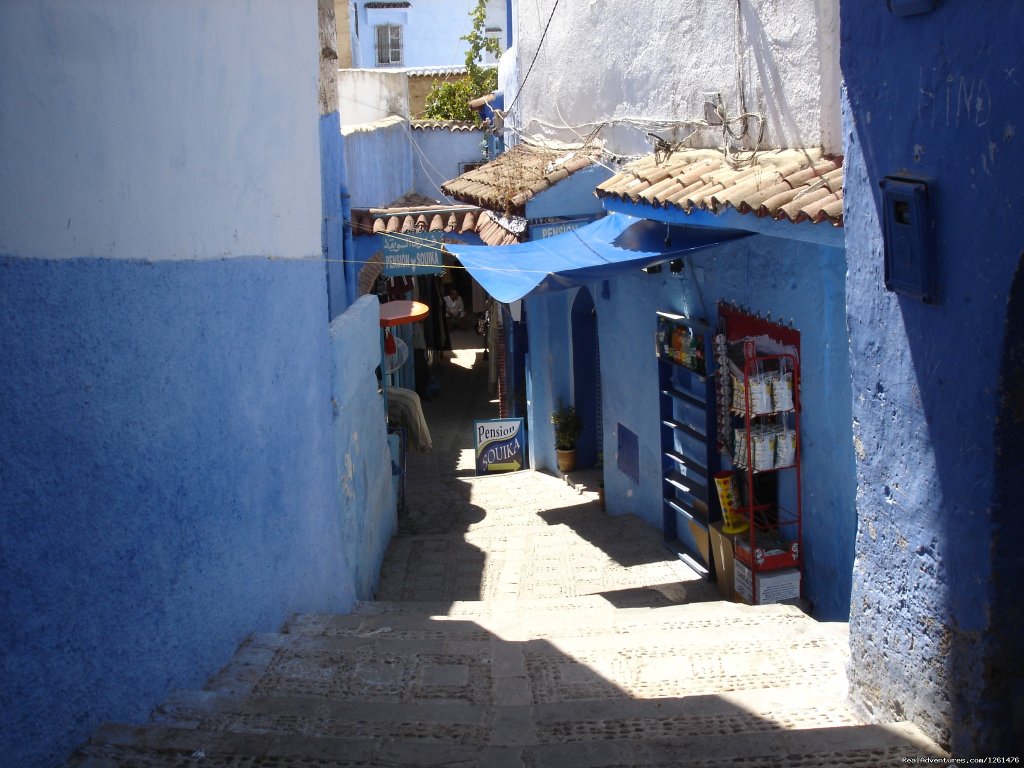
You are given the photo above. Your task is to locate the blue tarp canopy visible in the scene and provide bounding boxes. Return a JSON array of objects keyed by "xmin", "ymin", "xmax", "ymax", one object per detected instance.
[{"xmin": 443, "ymin": 213, "xmax": 750, "ymax": 303}]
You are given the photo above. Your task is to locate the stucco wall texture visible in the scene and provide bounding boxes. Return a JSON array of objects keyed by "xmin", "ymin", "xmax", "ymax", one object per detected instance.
[
  {"xmin": 841, "ymin": 3, "xmax": 1024, "ymax": 755},
  {"xmin": 526, "ymin": 232, "xmax": 856, "ymax": 621},
  {"xmin": 342, "ymin": 116, "xmax": 415, "ymax": 207},
  {"xmin": 412, "ymin": 127, "xmax": 488, "ymax": 202},
  {"xmin": 331, "ymin": 296, "xmax": 399, "ymax": 599},
  {"xmin": 0, "ymin": 2, "xmax": 397, "ymax": 766},
  {"xmin": 0, "ymin": 1, "xmax": 322, "ymax": 262},
  {"xmin": 0, "ymin": 257, "xmax": 357, "ymax": 768},
  {"xmin": 507, "ymin": 0, "xmax": 840, "ymax": 157}
]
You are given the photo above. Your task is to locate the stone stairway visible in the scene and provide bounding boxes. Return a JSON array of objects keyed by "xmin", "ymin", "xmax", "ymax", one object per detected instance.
[{"xmin": 64, "ymin": 470, "xmax": 948, "ymax": 767}]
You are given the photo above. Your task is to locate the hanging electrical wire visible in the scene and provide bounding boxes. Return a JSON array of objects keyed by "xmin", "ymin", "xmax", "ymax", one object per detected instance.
[{"xmin": 504, "ymin": 0, "xmax": 561, "ymax": 118}]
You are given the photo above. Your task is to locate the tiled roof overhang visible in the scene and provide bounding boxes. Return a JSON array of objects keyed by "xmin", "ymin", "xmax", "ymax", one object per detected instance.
[
  {"xmin": 595, "ymin": 148, "xmax": 844, "ymax": 227},
  {"xmin": 351, "ymin": 205, "xmax": 520, "ymax": 247},
  {"xmin": 441, "ymin": 142, "xmax": 602, "ymax": 217},
  {"xmin": 410, "ymin": 119, "xmax": 482, "ymax": 132}
]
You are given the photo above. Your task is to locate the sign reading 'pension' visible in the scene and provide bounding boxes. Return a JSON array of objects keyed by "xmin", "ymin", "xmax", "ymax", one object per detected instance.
[
  {"xmin": 474, "ymin": 418, "xmax": 525, "ymax": 475},
  {"xmin": 381, "ymin": 230, "xmax": 443, "ymax": 277}
]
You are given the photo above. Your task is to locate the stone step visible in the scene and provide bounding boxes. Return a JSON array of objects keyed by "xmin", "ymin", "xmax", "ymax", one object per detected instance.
[
  {"xmin": 291, "ymin": 600, "xmax": 839, "ymax": 646},
  {"xmin": 350, "ymin": 593, "xmax": 761, "ymax": 619},
  {"xmin": 200, "ymin": 626, "xmax": 847, "ymax": 707},
  {"xmin": 67, "ymin": 718, "xmax": 946, "ymax": 767},
  {"xmin": 152, "ymin": 686, "xmax": 864, "ymax": 746}
]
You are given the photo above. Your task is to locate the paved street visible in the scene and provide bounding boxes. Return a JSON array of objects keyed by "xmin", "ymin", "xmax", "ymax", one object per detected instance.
[
  {"xmin": 65, "ymin": 327, "xmax": 948, "ymax": 767},
  {"xmin": 389, "ymin": 326, "xmax": 721, "ymax": 606}
]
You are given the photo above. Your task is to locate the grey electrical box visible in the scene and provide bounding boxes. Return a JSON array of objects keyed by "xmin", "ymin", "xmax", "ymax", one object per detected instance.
[{"xmin": 880, "ymin": 174, "xmax": 936, "ymax": 303}]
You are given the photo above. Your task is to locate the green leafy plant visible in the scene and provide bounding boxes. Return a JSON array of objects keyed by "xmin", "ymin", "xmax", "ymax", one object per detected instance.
[
  {"xmin": 423, "ymin": 0, "xmax": 501, "ymax": 122},
  {"xmin": 551, "ymin": 399, "xmax": 583, "ymax": 451}
]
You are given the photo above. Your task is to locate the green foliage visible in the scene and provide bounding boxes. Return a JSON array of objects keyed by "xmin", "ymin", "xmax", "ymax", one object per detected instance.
[
  {"xmin": 423, "ymin": 0, "xmax": 501, "ymax": 121},
  {"xmin": 551, "ymin": 399, "xmax": 583, "ymax": 450},
  {"xmin": 423, "ymin": 70, "xmax": 498, "ymax": 122}
]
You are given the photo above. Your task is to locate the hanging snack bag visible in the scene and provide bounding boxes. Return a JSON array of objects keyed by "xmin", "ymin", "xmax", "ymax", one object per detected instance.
[
  {"xmin": 752, "ymin": 430, "xmax": 776, "ymax": 471},
  {"xmin": 734, "ymin": 427, "xmax": 749, "ymax": 468},
  {"xmin": 732, "ymin": 374, "xmax": 746, "ymax": 412},
  {"xmin": 776, "ymin": 428, "xmax": 796, "ymax": 467},
  {"xmin": 749, "ymin": 373, "xmax": 773, "ymax": 415},
  {"xmin": 771, "ymin": 370, "xmax": 795, "ymax": 412}
]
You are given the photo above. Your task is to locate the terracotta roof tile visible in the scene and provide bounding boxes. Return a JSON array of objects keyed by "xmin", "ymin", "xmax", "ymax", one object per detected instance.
[
  {"xmin": 596, "ymin": 148, "xmax": 843, "ymax": 227},
  {"xmin": 441, "ymin": 142, "xmax": 602, "ymax": 217},
  {"xmin": 350, "ymin": 204, "xmax": 522, "ymax": 246}
]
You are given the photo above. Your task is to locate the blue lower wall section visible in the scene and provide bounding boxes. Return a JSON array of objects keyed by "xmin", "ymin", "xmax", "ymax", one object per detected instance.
[
  {"xmin": 525, "ymin": 233, "xmax": 856, "ymax": 620},
  {"xmin": 0, "ymin": 255, "xmax": 382, "ymax": 768},
  {"xmin": 841, "ymin": 3, "xmax": 1024, "ymax": 753},
  {"xmin": 330, "ymin": 295, "xmax": 397, "ymax": 599}
]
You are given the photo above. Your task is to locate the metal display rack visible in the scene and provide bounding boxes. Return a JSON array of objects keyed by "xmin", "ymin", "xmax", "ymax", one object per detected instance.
[{"xmin": 726, "ymin": 338, "xmax": 803, "ymax": 604}]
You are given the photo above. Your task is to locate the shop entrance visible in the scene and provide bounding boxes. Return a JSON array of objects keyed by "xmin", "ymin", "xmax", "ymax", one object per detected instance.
[{"xmin": 571, "ymin": 288, "xmax": 601, "ymax": 470}]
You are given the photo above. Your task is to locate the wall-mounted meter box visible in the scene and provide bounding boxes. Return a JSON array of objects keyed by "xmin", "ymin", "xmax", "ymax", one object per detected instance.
[
  {"xmin": 887, "ymin": 0, "xmax": 938, "ymax": 17},
  {"xmin": 880, "ymin": 174, "xmax": 936, "ymax": 303}
]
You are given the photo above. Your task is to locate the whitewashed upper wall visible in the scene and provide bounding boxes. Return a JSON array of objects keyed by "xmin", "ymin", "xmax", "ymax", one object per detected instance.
[
  {"xmin": 338, "ymin": 70, "xmax": 410, "ymax": 126},
  {"xmin": 411, "ymin": 128, "xmax": 487, "ymax": 202},
  {"xmin": 505, "ymin": 0, "xmax": 840, "ymax": 157},
  {"xmin": 0, "ymin": 0, "xmax": 321, "ymax": 261},
  {"xmin": 342, "ymin": 117, "xmax": 414, "ymax": 208},
  {"xmin": 351, "ymin": 0, "xmax": 506, "ymax": 68}
]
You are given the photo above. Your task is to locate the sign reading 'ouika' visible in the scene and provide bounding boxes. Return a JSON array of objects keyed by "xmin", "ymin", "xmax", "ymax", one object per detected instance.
[
  {"xmin": 474, "ymin": 418, "xmax": 525, "ymax": 475},
  {"xmin": 381, "ymin": 230, "xmax": 443, "ymax": 277}
]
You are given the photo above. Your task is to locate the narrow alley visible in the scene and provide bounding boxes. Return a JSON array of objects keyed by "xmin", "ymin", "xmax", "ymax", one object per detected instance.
[{"xmin": 65, "ymin": 328, "xmax": 947, "ymax": 767}]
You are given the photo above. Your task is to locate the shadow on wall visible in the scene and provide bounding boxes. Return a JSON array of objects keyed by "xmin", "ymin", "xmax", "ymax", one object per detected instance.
[
  {"xmin": 844, "ymin": 112, "xmax": 1020, "ymax": 754},
  {"xmin": 984, "ymin": 252, "xmax": 1024, "ymax": 753}
]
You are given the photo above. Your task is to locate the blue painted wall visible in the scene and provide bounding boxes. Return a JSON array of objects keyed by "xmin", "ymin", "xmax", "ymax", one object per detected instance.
[
  {"xmin": 525, "ymin": 230, "xmax": 857, "ymax": 620},
  {"xmin": 322, "ymin": 112, "xmax": 351, "ymax": 318},
  {"xmin": 841, "ymin": 2, "xmax": 1024, "ymax": 754},
  {"xmin": 0, "ymin": 257, "xmax": 359, "ymax": 768},
  {"xmin": 525, "ymin": 165, "xmax": 611, "ymax": 221},
  {"xmin": 330, "ymin": 295, "xmax": 398, "ymax": 599}
]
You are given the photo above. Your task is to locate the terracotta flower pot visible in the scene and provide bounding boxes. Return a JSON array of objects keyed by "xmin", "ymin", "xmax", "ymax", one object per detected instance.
[{"xmin": 556, "ymin": 448, "xmax": 577, "ymax": 473}]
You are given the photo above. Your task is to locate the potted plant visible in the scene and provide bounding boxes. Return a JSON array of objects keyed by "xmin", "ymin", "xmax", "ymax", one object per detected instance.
[{"xmin": 551, "ymin": 399, "xmax": 583, "ymax": 473}]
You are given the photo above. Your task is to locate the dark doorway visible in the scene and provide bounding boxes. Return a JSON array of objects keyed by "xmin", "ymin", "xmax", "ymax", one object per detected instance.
[{"xmin": 571, "ymin": 288, "xmax": 600, "ymax": 469}]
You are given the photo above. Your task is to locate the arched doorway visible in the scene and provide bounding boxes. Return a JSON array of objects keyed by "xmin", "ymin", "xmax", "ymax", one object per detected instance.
[{"xmin": 571, "ymin": 288, "xmax": 601, "ymax": 470}]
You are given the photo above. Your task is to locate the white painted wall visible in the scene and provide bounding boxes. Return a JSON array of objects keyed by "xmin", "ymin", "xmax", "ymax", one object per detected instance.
[
  {"xmin": 338, "ymin": 70, "xmax": 410, "ymax": 126},
  {"xmin": 352, "ymin": 0, "xmax": 506, "ymax": 69},
  {"xmin": 342, "ymin": 116, "xmax": 414, "ymax": 208},
  {"xmin": 505, "ymin": 0, "xmax": 841, "ymax": 157},
  {"xmin": 0, "ymin": 0, "xmax": 322, "ymax": 261},
  {"xmin": 411, "ymin": 128, "xmax": 487, "ymax": 201}
]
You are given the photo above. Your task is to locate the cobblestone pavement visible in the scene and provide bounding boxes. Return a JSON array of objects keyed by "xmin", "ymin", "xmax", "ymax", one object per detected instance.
[
  {"xmin": 389, "ymin": 328, "xmax": 720, "ymax": 606},
  {"xmin": 64, "ymin": 328, "xmax": 949, "ymax": 767}
]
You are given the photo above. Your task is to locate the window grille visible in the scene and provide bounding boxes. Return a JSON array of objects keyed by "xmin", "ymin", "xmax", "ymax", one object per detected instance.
[{"xmin": 375, "ymin": 24, "xmax": 403, "ymax": 66}]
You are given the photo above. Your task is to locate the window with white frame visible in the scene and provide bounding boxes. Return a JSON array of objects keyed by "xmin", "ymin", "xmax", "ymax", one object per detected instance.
[{"xmin": 375, "ymin": 24, "xmax": 403, "ymax": 66}]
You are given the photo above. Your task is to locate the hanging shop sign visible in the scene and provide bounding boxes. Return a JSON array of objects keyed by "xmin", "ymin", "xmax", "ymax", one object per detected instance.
[
  {"xmin": 381, "ymin": 230, "xmax": 443, "ymax": 277},
  {"xmin": 527, "ymin": 214, "xmax": 601, "ymax": 241},
  {"xmin": 474, "ymin": 418, "xmax": 525, "ymax": 475}
]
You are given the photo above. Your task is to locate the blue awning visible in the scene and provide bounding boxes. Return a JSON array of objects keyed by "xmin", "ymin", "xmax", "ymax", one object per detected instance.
[{"xmin": 443, "ymin": 213, "xmax": 750, "ymax": 303}]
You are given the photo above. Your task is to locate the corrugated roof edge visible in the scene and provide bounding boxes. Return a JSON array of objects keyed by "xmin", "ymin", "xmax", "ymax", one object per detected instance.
[{"xmin": 410, "ymin": 120, "xmax": 484, "ymax": 132}]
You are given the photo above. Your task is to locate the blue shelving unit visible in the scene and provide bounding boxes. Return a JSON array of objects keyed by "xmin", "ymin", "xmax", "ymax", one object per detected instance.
[{"xmin": 656, "ymin": 311, "xmax": 720, "ymax": 576}]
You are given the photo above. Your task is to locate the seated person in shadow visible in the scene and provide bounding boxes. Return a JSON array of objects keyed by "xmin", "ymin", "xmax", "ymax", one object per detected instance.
[{"xmin": 444, "ymin": 286, "xmax": 467, "ymax": 331}]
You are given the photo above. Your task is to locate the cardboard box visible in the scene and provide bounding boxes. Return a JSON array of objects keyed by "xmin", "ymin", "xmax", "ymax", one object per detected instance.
[
  {"xmin": 709, "ymin": 521, "xmax": 740, "ymax": 601},
  {"xmin": 734, "ymin": 561, "xmax": 801, "ymax": 605}
]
